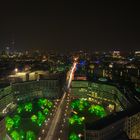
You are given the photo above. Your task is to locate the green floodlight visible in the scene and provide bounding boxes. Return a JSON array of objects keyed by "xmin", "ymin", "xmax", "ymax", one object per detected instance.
[
  {"xmin": 26, "ymin": 131, "xmax": 36, "ymax": 140},
  {"xmin": 69, "ymin": 117, "xmax": 75, "ymax": 125},
  {"xmin": 13, "ymin": 115, "xmax": 21, "ymax": 128},
  {"xmin": 47, "ymin": 100, "xmax": 53, "ymax": 108},
  {"xmin": 88, "ymin": 105, "xmax": 106, "ymax": 118},
  {"xmin": 19, "ymin": 130, "xmax": 25, "ymax": 140},
  {"xmin": 71, "ymin": 99, "xmax": 90, "ymax": 112},
  {"xmin": 69, "ymin": 132, "xmax": 80, "ymax": 140},
  {"xmin": 43, "ymin": 108, "xmax": 49, "ymax": 115},
  {"xmin": 17, "ymin": 105, "xmax": 24, "ymax": 114},
  {"xmin": 25, "ymin": 102, "xmax": 33, "ymax": 112},
  {"xmin": 37, "ymin": 111, "xmax": 45, "ymax": 126},
  {"xmin": 38, "ymin": 98, "xmax": 53, "ymax": 108},
  {"xmin": 69, "ymin": 114, "xmax": 85, "ymax": 125},
  {"xmin": 38, "ymin": 98, "xmax": 47, "ymax": 107},
  {"xmin": 5, "ymin": 116, "xmax": 14, "ymax": 131},
  {"xmin": 31, "ymin": 115, "xmax": 37, "ymax": 123},
  {"xmin": 11, "ymin": 130, "xmax": 20, "ymax": 140}
]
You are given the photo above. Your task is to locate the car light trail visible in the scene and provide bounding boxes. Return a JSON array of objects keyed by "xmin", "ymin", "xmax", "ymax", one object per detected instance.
[{"xmin": 67, "ymin": 62, "xmax": 77, "ymax": 88}]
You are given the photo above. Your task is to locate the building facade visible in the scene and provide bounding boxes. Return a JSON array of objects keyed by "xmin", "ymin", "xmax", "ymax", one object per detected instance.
[
  {"xmin": 12, "ymin": 79, "xmax": 63, "ymax": 101},
  {"xmin": 0, "ymin": 79, "xmax": 63, "ymax": 113},
  {"xmin": 85, "ymin": 118, "xmax": 125, "ymax": 140},
  {"xmin": 124, "ymin": 112, "xmax": 140, "ymax": 139},
  {"xmin": 71, "ymin": 81, "xmax": 131, "ymax": 111},
  {"xmin": 0, "ymin": 117, "xmax": 6, "ymax": 140},
  {"xmin": 85, "ymin": 109, "xmax": 140, "ymax": 140},
  {"xmin": 0, "ymin": 86, "xmax": 13, "ymax": 113}
]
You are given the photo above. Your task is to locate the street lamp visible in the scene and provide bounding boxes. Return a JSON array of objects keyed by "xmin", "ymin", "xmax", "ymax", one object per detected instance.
[
  {"xmin": 42, "ymin": 129, "xmax": 45, "ymax": 133},
  {"xmin": 14, "ymin": 68, "xmax": 18, "ymax": 73},
  {"xmin": 78, "ymin": 133, "xmax": 82, "ymax": 138}
]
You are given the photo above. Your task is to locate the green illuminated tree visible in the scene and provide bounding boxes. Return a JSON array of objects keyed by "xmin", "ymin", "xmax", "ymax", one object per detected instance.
[
  {"xmin": 69, "ymin": 115, "xmax": 85, "ymax": 125},
  {"xmin": 37, "ymin": 111, "xmax": 45, "ymax": 126},
  {"xmin": 13, "ymin": 115, "xmax": 21, "ymax": 128},
  {"xmin": 47, "ymin": 100, "xmax": 53, "ymax": 108},
  {"xmin": 88, "ymin": 105, "xmax": 106, "ymax": 117},
  {"xmin": 69, "ymin": 132, "xmax": 80, "ymax": 140},
  {"xmin": 5, "ymin": 116, "xmax": 14, "ymax": 131},
  {"xmin": 19, "ymin": 130, "xmax": 25, "ymax": 140},
  {"xmin": 38, "ymin": 98, "xmax": 47, "ymax": 107},
  {"xmin": 71, "ymin": 99, "xmax": 89, "ymax": 111},
  {"xmin": 11, "ymin": 130, "xmax": 20, "ymax": 140},
  {"xmin": 25, "ymin": 102, "xmax": 33, "ymax": 112},
  {"xmin": 38, "ymin": 98, "xmax": 53, "ymax": 108},
  {"xmin": 69, "ymin": 117, "xmax": 75, "ymax": 125},
  {"xmin": 17, "ymin": 105, "xmax": 24, "ymax": 114},
  {"xmin": 43, "ymin": 108, "xmax": 49, "ymax": 115},
  {"xmin": 31, "ymin": 115, "xmax": 37, "ymax": 123},
  {"xmin": 78, "ymin": 103, "xmax": 85, "ymax": 111},
  {"xmin": 88, "ymin": 105, "xmax": 95, "ymax": 113},
  {"xmin": 77, "ymin": 116, "xmax": 85, "ymax": 125},
  {"xmin": 82, "ymin": 99, "xmax": 89, "ymax": 107},
  {"xmin": 26, "ymin": 131, "xmax": 36, "ymax": 140}
]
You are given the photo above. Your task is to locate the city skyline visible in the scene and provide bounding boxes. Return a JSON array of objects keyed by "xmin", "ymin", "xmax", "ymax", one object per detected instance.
[{"xmin": 0, "ymin": 1, "xmax": 140, "ymax": 139}]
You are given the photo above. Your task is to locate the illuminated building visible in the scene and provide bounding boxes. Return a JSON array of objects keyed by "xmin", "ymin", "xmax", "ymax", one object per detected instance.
[
  {"xmin": 85, "ymin": 115, "xmax": 125, "ymax": 140},
  {"xmin": 8, "ymin": 70, "xmax": 50, "ymax": 82},
  {"xmin": 0, "ymin": 116, "xmax": 6, "ymax": 140},
  {"xmin": 134, "ymin": 51, "xmax": 140, "ymax": 58},
  {"xmin": 112, "ymin": 51, "xmax": 121, "ymax": 58},
  {"xmin": 12, "ymin": 79, "xmax": 63, "ymax": 101},
  {"xmin": 71, "ymin": 80, "xmax": 140, "ymax": 139},
  {"xmin": 124, "ymin": 111, "xmax": 140, "ymax": 139},
  {"xmin": 85, "ymin": 108, "xmax": 140, "ymax": 140},
  {"xmin": 0, "ymin": 78, "xmax": 63, "ymax": 113},
  {"xmin": 0, "ymin": 85, "xmax": 13, "ymax": 113},
  {"xmin": 71, "ymin": 80, "xmax": 130, "ymax": 110},
  {"xmin": 5, "ymin": 47, "xmax": 10, "ymax": 56},
  {"xmin": 0, "ymin": 79, "xmax": 62, "ymax": 106},
  {"xmin": 0, "ymin": 78, "xmax": 64, "ymax": 139}
]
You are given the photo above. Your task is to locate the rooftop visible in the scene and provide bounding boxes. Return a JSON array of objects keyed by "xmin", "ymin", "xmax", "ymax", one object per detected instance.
[
  {"xmin": 0, "ymin": 83, "xmax": 10, "ymax": 89},
  {"xmin": 0, "ymin": 116, "xmax": 4, "ymax": 122},
  {"xmin": 85, "ymin": 107, "xmax": 140, "ymax": 130}
]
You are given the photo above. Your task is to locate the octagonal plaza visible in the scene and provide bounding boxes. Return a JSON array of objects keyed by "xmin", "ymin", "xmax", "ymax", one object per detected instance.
[
  {"xmin": 71, "ymin": 80, "xmax": 131, "ymax": 112},
  {"xmin": 70, "ymin": 80, "xmax": 140, "ymax": 140}
]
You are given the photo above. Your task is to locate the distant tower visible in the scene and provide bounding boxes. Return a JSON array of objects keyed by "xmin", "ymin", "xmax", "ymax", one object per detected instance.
[
  {"xmin": 87, "ymin": 63, "xmax": 95, "ymax": 81},
  {"xmin": 5, "ymin": 47, "xmax": 10, "ymax": 56},
  {"xmin": 11, "ymin": 33, "xmax": 15, "ymax": 52},
  {"xmin": 11, "ymin": 39, "xmax": 15, "ymax": 53}
]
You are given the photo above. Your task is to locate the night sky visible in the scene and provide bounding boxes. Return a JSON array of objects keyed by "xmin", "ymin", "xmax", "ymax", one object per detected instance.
[{"xmin": 0, "ymin": 1, "xmax": 140, "ymax": 52}]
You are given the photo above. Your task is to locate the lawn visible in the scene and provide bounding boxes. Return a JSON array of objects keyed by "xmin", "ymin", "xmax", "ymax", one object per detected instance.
[
  {"xmin": 68, "ymin": 98, "xmax": 108, "ymax": 140},
  {"xmin": 5, "ymin": 98, "xmax": 53, "ymax": 140}
]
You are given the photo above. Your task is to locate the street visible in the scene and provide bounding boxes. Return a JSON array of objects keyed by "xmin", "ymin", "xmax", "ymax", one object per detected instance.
[{"xmin": 39, "ymin": 61, "xmax": 77, "ymax": 140}]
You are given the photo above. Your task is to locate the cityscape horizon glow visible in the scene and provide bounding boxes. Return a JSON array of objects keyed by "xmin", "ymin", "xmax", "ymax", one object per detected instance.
[{"xmin": 0, "ymin": 1, "xmax": 140, "ymax": 140}]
